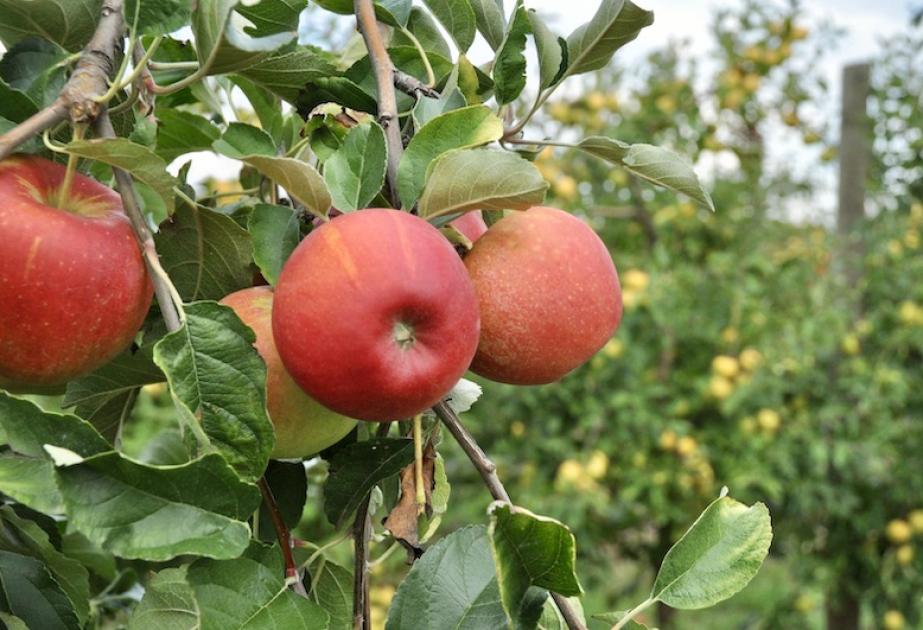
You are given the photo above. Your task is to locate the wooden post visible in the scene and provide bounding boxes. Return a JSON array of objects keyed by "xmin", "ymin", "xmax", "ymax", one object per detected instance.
[
  {"xmin": 826, "ymin": 62, "xmax": 871, "ymax": 630},
  {"xmin": 837, "ymin": 63, "xmax": 870, "ymax": 241}
]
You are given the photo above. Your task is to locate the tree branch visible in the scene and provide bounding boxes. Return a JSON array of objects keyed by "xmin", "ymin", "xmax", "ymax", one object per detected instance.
[
  {"xmin": 393, "ymin": 69, "xmax": 439, "ymax": 99},
  {"xmin": 354, "ymin": 0, "xmax": 404, "ymax": 204},
  {"xmin": 432, "ymin": 402, "xmax": 587, "ymax": 630},
  {"xmin": 95, "ymin": 112, "xmax": 183, "ymax": 332},
  {"xmin": 0, "ymin": 0, "xmax": 127, "ymax": 161},
  {"xmin": 258, "ymin": 478, "xmax": 309, "ymax": 597}
]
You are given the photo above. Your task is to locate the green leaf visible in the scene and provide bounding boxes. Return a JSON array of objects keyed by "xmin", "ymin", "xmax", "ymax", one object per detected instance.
[
  {"xmin": 60, "ymin": 532, "xmax": 117, "ymax": 582},
  {"xmin": 230, "ymin": 76, "xmax": 286, "ymax": 142},
  {"xmin": 591, "ymin": 610, "xmax": 647, "ymax": 628},
  {"xmin": 0, "ymin": 37, "xmax": 68, "ymax": 107},
  {"xmin": 528, "ymin": 12, "xmax": 566, "ymax": 89},
  {"xmin": 650, "ymin": 495, "xmax": 772, "ymax": 609},
  {"xmin": 386, "ymin": 526, "xmax": 509, "ymax": 630},
  {"xmin": 307, "ymin": 558, "xmax": 352, "ymax": 630},
  {"xmin": 324, "ymin": 438, "xmax": 414, "ymax": 528},
  {"xmin": 564, "ymin": 0, "xmax": 653, "ymax": 79},
  {"xmin": 153, "ymin": 301, "xmax": 275, "ymax": 481},
  {"xmin": 62, "ymin": 137, "xmax": 177, "ymax": 214},
  {"xmin": 346, "ymin": 46, "xmax": 455, "ymax": 113},
  {"xmin": 131, "ymin": 543, "xmax": 329, "ymax": 629},
  {"xmin": 194, "ymin": 0, "xmax": 300, "ymax": 76},
  {"xmin": 248, "ymin": 203, "xmax": 301, "ymax": 286},
  {"xmin": 492, "ymin": 2, "xmax": 531, "ymax": 105},
  {"xmin": 323, "ymin": 121, "xmax": 387, "ymax": 212},
  {"xmin": 423, "ymin": 0, "xmax": 477, "ymax": 53},
  {"xmin": 155, "ymin": 110, "xmax": 221, "ymax": 162},
  {"xmin": 0, "ymin": 79, "xmax": 38, "ymax": 124},
  {"xmin": 488, "ymin": 503, "xmax": 582, "ymax": 628},
  {"xmin": 256, "ymin": 461, "xmax": 307, "ymax": 543},
  {"xmin": 398, "ymin": 105, "xmax": 503, "ymax": 209},
  {"xmin": 155, "ymin": 201, "xmax": 254, "ymax": 301},
  {"xmin": 214, "ymin": 123, "xmax": 332, "ymax": 218},
  {"xmin": 0, "ymin": 550, "xmax": 80, "ymax": 630},
  {"xmin": 0, "ymin": 0, "xmax": 98, "ymax": 51},
  {"xmin": 576, "ymin": 137, "xmax": 715, "ymax": 211},
  {"xmin": 470, "ymin": 0, "xmax": 506, "ymax": 50},
  {"xmin": 63, "ymin": 350, "xmax": 163, "ymax": 442},
  {"xmin": 54, "ymin": 451, "xmax": 260, "ymax": 561},
  {"xmin": 391, "ymin": 8, "xmax": 452, "ymax": 58},
  {"xmin": 296, "ymin": 77, "xmax": 379, "ymax": 116},
  {"xmin": 125, "ymin": 0, "xmax": 192, "ymax": 36},
  {"xmin": 0, "ymin": 506, "xmax": 90, "ymax": 625},
  {"xmin": 239, "ymin": 46, "xmax": 340, "ymax": 103},
  {"xmin": 0, "ymin": 612, "xmax": 29, "ymax": 629},
  {"xmin": 418, "ymin": 148, "xmax": 548, "ymax": 218},
  {"xmin": 411, "ymin": 68, "xmax": 467, "ymax": 129},
  {"xmin": 313, "ymin": 0, "xmax": 411, "ymax": 26}
]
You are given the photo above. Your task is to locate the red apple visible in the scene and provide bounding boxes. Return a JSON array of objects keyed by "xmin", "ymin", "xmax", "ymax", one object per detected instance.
[
  {"xmin": 272, "ymin": 208, "xmax": 480, "ymax": 421},
  {"xmin": 449, "ymin": 210, "xmax": 488, "ymax": 243},
  {"xmin": 464, "ymin": 206, "xmax": 622, "ymax": 385},
  {"xmin": 0, "ymin": 155, "xmax": 152, "ymax": 392},
  {"xmin": 221, "ymin": 287, "xmax": 356, "ymax": 458}
]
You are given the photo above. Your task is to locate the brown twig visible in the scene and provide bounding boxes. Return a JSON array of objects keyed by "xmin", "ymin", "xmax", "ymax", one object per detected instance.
[
  {"xmin": 95, "ymin": 112, "xmax": 183, "ymax": 332},
  {"xmin": 0, "ymin": 0, "xmax": 126, "ymax": 161},
  {"xmin": 354, "ymin": 0, "xmax": 404, "ymax": 204},
  {"xmin": 258, "ymin": 478, "xmax": 309, "ymax": 597},
  {"xmin": 393, "ymin": 69, "xmax": 439, "ymax": 99},
  {"xmin": 352, "ymin": 422, "xmax": 391, "ymax": 630},
  {"xmin": 432, "ymin": 402, "xmax": 587, "ymax": 630}
]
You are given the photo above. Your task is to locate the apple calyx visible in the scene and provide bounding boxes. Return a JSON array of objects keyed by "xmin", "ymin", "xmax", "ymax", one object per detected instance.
[{"xmin": 392, "ymin": 320, "xmax": 417, "ymax": 349}]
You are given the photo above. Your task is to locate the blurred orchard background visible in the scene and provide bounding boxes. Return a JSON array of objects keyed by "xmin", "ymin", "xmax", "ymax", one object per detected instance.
[{"xmin": 119, "ymin": 1, "xmax": 923, "ymax": 628}]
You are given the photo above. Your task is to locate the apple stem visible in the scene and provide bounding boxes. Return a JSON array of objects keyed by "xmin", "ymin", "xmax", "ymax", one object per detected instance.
[
  {"xmin": 413, "ymin": 413, "xmax": 426, "ymax": 512},
  {"xmin": 56, "ymin": 124, "xmax": 86, "ymax": 209},
  {"xmin": 433, "ymin": 402, "xmax": 588, "ymax": 630}
]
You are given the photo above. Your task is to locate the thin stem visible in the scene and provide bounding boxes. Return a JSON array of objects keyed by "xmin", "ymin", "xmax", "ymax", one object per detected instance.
[
  {"xmin": 352, "ymin": 493, "xmax": 372, "ymax": 630},
  {"xmin": 504, "ymin": 88, "xmax": 554, "ymax": 138},
  {"xmin": 301, "ymin": 532, "xmax": 350, "ymax": 569},
  {"xmin": 368, "ymin": 540, "xmax": 401, "ymax": 568},
  {"xmin": 95, "ymin": 111, "xmax": 184, "ymax": 332},
  {"xmin": 258, "ymin": 478, "xmax": 309, "ymax": 597},
  {"xmin": 611, "ymin": 598, "xmax": 655, "ymax": 630},
  {"xmin": 0, "ymin": 99, "xmax": 69, "ymax": 161},
  {"xmin": 354, "ymin": 0, "xmax": 404, "ymax": 205},
  {"xmin": 56, "ymin": 124, "xmax": 87, "ymax": 208},
  {"xmin": 100, "ymin": 35, "xmax": 162, "ymax": 100},
  {"xmin": 399, "ymin": 26, "xmax": 435, "ymax": 86},
  {"xmin": 504, "ymin": 137, "xmax": 577, "ymax": 149},
  {"xmin": 433, "ymin": 402, "xmax": 587, "ymax": 630},
  {"xmin": 413, "ymin": 413, "xmax": 426, "ymax": 510},
  {"xmin": 393, "ymin": 69, "xmax": 440, "ymax": 99},
  {"xmin": 147, "ymin": 60, "xmax": 200, "ymax": 71}
]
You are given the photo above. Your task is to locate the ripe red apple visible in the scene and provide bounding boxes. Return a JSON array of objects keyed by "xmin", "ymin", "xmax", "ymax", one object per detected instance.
[
  {"xmin": 220, "ymin": 287, "xmax": 356, "ymax": 458},
  {"xmin": 464, "ymin": 206, "xmax": 622, "ymax": 385},
  {"xmin": 449, "ymin": 210, "xmax": 488, "ymax": 243},
  {"xmin": 0, "ymin": 155, "xmax": 153, "ymax": 392},
  {"xmin": 272, "ymin": 208, "xmax": 480, "ymax": 421}
]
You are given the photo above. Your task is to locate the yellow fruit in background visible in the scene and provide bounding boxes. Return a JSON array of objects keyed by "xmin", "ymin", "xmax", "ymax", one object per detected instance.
[
  {"xmin": 510, "ymin": 420, "xmax": 526, "ymax": 438},
  {"xmin": 742, "ymin": 73, "xmax": 761, "ymax": 92},
  {"xmin": 841, "ymin": 334, "xmax": 860, "ymax": 356},
  {"xmin": 887, "ymin": 519, "xmax": 913, "ymax": 544},
  {"xmin": 610, "ymin": 169, "xmax": 630, "ymax": 186},
  {"xmin": 911, "ymin": 203, "xmax": 923, "ymax": 221},
  {"xmin": 703, "ymin": 135, "xmax": 724, "ymax": 151},
  {"xmin": 803, "ymin": 131, "xmax": 821, "ymax": 144},
  {"xmin": 782, "ymin": 110, "xmax": 800, "ymax": 127},
  {"xmin": 678, "ymin": 202, "xmax": 696, "ymax": 219},
  {"xmin": 712, "ymin": 355, "xmax": 740, "ymax": 379},
  {"xmin": 883, "ymin": 610, "xmax": 905, "ymax": 630},
  {"xmin": 676, "ymin": 436, "xmax": 698, "ymax": 457},
  {"xmin": 556, "ymin": 459, "xmax": 583, "ymax": 486},
  {"xmin": 743, "ymin": 45, "xmax": 762, "ymax": 62},
  {"xmin": 708, "ymin": 375, "xmax": 734, "ymax": 400},
  {"xmin": 791, "ymin": 25, "xmax": 809, "ymax": 40},
  {"xmin": 603, "ymin": 338, "xmax": 624, "ymax": 358},
  {"xmin": 659, "ymin": 430, "xmax": 678, "ymax": 451},
  {"xmin": 721, "ymin": 327, "xmax": 740, "ymax": 344},
  {"xmin": 757, "ymin": 408, "xmax": 781, "ymax": 432},
  {"xmin": 723, "ymin": 88, "xmax": 746, "ymax": 109},
  {"xmin": 898, "ymin": 301, "xmax": 923, "ymax": 326},
  {"xmin": 820, "ymin": 146, "xmax": 838, "ymax": 162},
  {"xmin": 142, "ymin": 382, "xmax": 167, "ymax": 396},
  {"xmin": 739, "ymin": 348, "xmax": 763, "ymax": 371},
  {"xmin": 605, "ymin": 94, "xmax": 620, "ymax": 110},
  {"xmin": 904, "ymin": 230, "xmax": 920, "ymax": 249},
  {"xmin": 740, "ymin": 416, "xmax": 756, "ymax": 434},
  {"xmin": 632, "ymin": 452, "xmax": 647, "ymax": 468},
  {"xmin": 855, "ymin": 319, "xmax": 872, "ymax": 336},
  {"xmin": 794, "ymin": 594, "xmax": 814, "ymax": 613},
  {"xmin": 888, "ymin": 240, "xmax": 904, "ymax": 257},
  {"xmin": 586, "ymin": 450, "xmax": 609, "ymax": 479},
  {"xmin": 623, "ymin": 269, "xmax": 650, "ymax": 292},
  {"xmin": 586, "ymin": 91, "xmax": 606, "ymax": 111},
  {"xmin": 896, "ymin": 544, "xmax": 914, "ymax": 566},
  {"xmin": 909, "ymin": 509, "xmax": 923, "ymax": 533},
  {"xmin": 655, "ymin": 94, "xmax": 677, "ymax": 114},
  {"xmin": 553, "ymin": 175, "xmax": 578, "ymax": 200}
]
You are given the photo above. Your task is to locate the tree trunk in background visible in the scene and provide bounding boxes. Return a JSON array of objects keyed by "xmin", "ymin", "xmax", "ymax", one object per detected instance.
[{"xmin": 825, "ymin": 582, "xmax": 861, "ymax": 630}]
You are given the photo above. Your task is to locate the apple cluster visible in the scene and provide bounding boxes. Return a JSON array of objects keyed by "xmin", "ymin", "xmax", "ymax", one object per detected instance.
[{"xmin": 0, "ymin": 156, "xmax": 623, "ymax": 460}]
